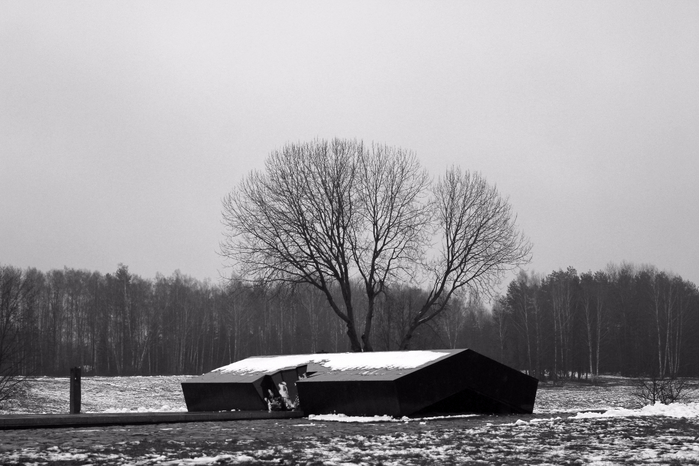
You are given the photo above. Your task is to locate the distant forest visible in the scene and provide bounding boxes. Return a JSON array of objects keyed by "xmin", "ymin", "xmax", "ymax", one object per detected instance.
[{"xmin": 1, "ymin": 262, "xmax": 697, "ymax": 379}]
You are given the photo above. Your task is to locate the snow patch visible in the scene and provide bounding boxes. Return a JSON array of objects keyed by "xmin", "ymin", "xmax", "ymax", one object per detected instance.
[
  {"xmin": 308, "ymin": 413, "xmax": 404, "ymax": 423},
  {"xmin": 573, "ymin": 402, "xmax": 699, "ymax": 419},
  {"xmin": 99, "ymin": 404, "xmax": 187, "ymax": 414},
  {"xmin": 307, "ymin": 413, "xmax": 481, "ymax": 423},
  {"xmin": 418, "ymin": 413, "xmax": 480, "ymax": 421},
  {"xmin": 159, "ymin": 454, "xmax": 254, "ymax": 465}
]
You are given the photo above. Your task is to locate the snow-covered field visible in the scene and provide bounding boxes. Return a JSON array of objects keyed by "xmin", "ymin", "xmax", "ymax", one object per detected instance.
[
  {"xmin": 2, "ymin": 375, "xmax": 699, "ymax": 465},
  {"xmin": 1, "ymin": 375, "xmax": 191, "ymax": 415},
  {"xmin": 0, "ymin": 374, "xmax": 663, "ymax": 415}
]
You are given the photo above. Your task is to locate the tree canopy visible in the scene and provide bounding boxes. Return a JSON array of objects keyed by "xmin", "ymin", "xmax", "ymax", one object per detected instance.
[{"xmin": 221, "ymin": 138, "xmax": 532, "ymax": 351}]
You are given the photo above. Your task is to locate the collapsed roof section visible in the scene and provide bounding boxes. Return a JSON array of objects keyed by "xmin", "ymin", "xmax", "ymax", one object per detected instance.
[{"xmin": 181, "ymin": 349, "xmax": 538, "ymax": 417}]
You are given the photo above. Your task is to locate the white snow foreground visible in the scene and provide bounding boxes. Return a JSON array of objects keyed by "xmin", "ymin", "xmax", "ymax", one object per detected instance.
[
  {"xmin": 308, "ymin": 413, "xmax": 480, "ymax": 423},
  {"xmin": 211, "ymin": 350, "xmax": 447, "ymax": 374},
  {"xmin": 90, "ymin": 401, "xmax": 699, "ymax": 419},
  {"xmin": 309, "ymin": 402, "xmax": 699, "ymax": 424},
  {"xmin": 507, "ymin": 401, "xmax": 699, "ymax": 426},
  {"xmin": 573, "ymin": 401, "xmax": 699, "ymax": 419},
  {"xmin": 309, "ymin": 413, "xmax": 401, "ymax": 423},
  {"xmin": 98, "ymin": 405, "xmax": 187, "ymax": 413},
  {"xmin": 87, "ymin": 402, "xmax": 699, "ymax": 419}
]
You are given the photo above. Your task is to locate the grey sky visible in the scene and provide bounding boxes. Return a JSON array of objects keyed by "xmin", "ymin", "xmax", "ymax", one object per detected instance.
[{"xmin": 2, "ymin": 1, "xmax": 698, "ymax": 289}]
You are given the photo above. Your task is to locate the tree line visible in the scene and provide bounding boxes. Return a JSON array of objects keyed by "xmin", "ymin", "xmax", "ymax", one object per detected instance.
[
  {"xmin": 2, "ymin": 261, "xmax": 698, "ymax": 380},
  {"xmin": 0, "ymin": 264, "xmax": 344, "ymax": 377},
  {"xmin": 497, "ymin": 264, "xmax": 699, "ymax": 381},
  {"xmin": 0, "ymin": 263, "xmax": 465, "ymax": 377}
]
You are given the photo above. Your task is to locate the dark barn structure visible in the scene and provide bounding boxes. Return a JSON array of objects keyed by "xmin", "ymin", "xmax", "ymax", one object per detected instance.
[{"xmin": 181, "ymin": 349, "xmax": 538, "ymax": 417}]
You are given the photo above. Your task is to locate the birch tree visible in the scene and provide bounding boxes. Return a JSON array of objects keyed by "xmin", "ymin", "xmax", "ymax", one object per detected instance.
[
  {"xmin": 580, "ymin": 271, "xmax": 606, "ymax": 382},
  {"xmin": 506, "ymin": 270, "xmax": 542, "ymax": 377}
]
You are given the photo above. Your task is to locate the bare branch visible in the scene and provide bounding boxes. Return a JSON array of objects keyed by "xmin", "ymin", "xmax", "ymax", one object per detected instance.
[{"xmin": 221, "ymin": 142, "xmax": 532, "ymax": 352}]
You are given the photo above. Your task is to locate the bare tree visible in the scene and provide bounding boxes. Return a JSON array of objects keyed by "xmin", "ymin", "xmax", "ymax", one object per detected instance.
[
  {"xmin": 221, "ymin": 139, "xmax": 429, "ymax": 351},
  {"xmin": 633, "ymin": 377, "xmax": 696, "ymax": 406},
  {"xmin": 0, "ymin": 266, "xmax": 31, "ymax": 405},
  {"xmin": 399, "ymin": 168, "xmax": 532, "ymax": 349},
  {"xmin": 506, "ymin": 270, "xmax": 542, "ymax": 378},
  {"xmin": 648, "ymin": 268, "xmax": 687, "ymax": 379},
  {"xmin": 351, "ymin": 144, "xmax": 431, "ymax": 350},
  {"xmin": 548, "ymin": 268, "xmax": 577, "ymax": 379},
  {"xmin": 580, "ymin": 271, "xmax": 607, "ymax": 383},
  {"xmin": 221, "ymin": 140, "xmax": 531, "ymax": 351},
  {"xmin": 491, "ymin": 299, "xmax": 510, "ymax": 363},
  {"xmin": 435, "ymin": 288, "xmax": 487, "ymax": 349}
]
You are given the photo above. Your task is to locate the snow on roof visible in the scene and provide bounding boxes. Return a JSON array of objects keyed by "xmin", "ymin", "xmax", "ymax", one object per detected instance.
[{"xmin": 211, "ymin": 350, "xmax": 452, "ymax": 375}]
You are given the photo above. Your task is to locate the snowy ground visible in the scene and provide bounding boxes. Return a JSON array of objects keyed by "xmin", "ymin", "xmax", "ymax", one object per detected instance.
[
  {"xmin": 1, "ymin": 376, "xmax": 698, "ymax": 464},
  {"xmin": 0, "ymin": 374, "xmax": 650, "ymax": 416},
  {"xmin": 0, "ymin": 375, "xmax": 191, "ymax": 415}
]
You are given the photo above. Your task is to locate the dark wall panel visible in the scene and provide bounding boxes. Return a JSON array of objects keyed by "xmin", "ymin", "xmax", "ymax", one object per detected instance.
[
  {"xmin": 297, "ymin": 380, "xmax": 400, "ymax": 416},
  {"xmin": 181, "ymin": 382, "xmax": 265, "ymax": 412}
]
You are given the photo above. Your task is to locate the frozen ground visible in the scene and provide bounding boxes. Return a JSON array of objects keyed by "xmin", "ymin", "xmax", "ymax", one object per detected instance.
[
  {"xmin": 1, "ymin": 375, "xmax": 698, "ymax": 464},
  {"xmin": 0, "ymin": 374, "xmax": 660, "ymax": 415},
  {"xmin": 0, "ymin": 375, "xmax": 191, "ymax": 415}
]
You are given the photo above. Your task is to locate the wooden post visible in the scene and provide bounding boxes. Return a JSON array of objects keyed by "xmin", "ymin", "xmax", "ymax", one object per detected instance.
[{"xmin": 70, "ymin": 367, "xmax": 81, "ymax": 414}]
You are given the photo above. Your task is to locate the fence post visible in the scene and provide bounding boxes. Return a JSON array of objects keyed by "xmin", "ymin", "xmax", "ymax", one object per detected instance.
[{"xmin": 70, "ymin": 367, "xmax": 81, "ymax": 414}]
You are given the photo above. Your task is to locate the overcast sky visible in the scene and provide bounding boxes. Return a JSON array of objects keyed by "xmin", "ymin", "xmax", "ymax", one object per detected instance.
[{"xmin": 2, "ymin": 1, "xmax": 698, "ymax": 290}]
